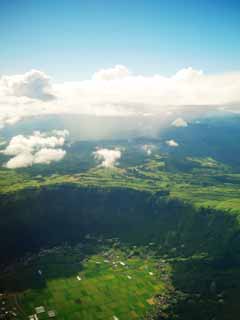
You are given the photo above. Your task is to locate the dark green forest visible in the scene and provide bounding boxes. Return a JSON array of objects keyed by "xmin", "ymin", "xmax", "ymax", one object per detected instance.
[{"xmin": 1, "ymin": 186, "xmax": 240, "ymax": 319}]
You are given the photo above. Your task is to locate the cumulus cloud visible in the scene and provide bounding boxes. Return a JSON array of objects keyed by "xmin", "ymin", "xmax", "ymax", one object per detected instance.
[
  {"xmin": 165, "ymin": 139, "xmax": 179, "ymax": 147},
  {"xmin": 142, "ymin": 144, "xmax": 155, "ymax": 155},
  {"xmin": 93, "ymin": 148, "xmax": 122, "ymax": 167},
  {"xmin": 2, "ymin": 130, "xmax": 68, "ymax": 168},
  {"xmin": 34, "ymin": 148, "xmax": 66, "ymax": 164},
  {"xmin": 1, "ymin": 65, "xmax": 240, "ymax": 129},
  {"xmin": 5, "ymin": 152, "xmax": 34, "ymax": 169},
  {"xmin": 173, "ymin": 67, "xmax": 203, "ymax": 80},
  {"xmin": 48, "ymin": 66, "xmax": 240, "ymax": 118},
  {"xmin": 92, "ymin": 65, "xmax": 130, "ymax": 80},
  {"xmin": 171, "ymin": 118, "xmax": 188, "ymax": 127},
  {"xmin": 0, "ymin": 69, "xmax": 55, "ymax": 101}
]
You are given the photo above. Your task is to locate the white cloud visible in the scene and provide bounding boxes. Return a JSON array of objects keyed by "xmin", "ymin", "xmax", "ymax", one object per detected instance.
[
  {"xmin": 1, "ymin": 66, "xmax": 240, "ymax": 129},
  {"xmin": 51, "ymin": 129, "xmax": 69, "ymax": 137},
  {"xmin": 165, "ymin": 139, "xmax": 179, "ymax": 147},
  {"xmin": 2, "ymin": 130, "xmax": 68, "ymax": 168},
  {"xmin": 52, "ymin": 67, "xmax": 240, "ymax": 117},
  {"xmin": 3, "ymin": 131, "xmax": 67, "ymax": 156},
  {"xmin": 34, "ymin": 148, "xmax": 66, "ymax": 164},
  {"xmin": 1, "ymin": 69, "xmax": 55, "ymax": 101},
  {"xmin": 0, "ymin": 114, "xmax": 21, "ymax": 129},
  {"xmin": 5, "ymin": 152, "xmax": 34, "ymax": 169},
  {"xmin": 92, "ymin": 65, "xmax": 130, "ymax": 80},
  {"xmin": 171, "ymin": 118, "xmax": 188, "ymax": 127},
  {"xmin": 173, "ymin": 67, "xmax": 203, "ymax": 80},
  {"xmin": 93, "ymin": 148, "xmax": 122, "ymax": 167},
  {"xmin": 142, "ymin": 144, "xmax": 155, "ymax": 155}
]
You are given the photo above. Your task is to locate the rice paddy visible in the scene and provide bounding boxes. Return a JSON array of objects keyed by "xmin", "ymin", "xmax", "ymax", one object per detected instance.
[{"xmin": 0, "ymin": 242, "xmax": 171, "ymax": 320}]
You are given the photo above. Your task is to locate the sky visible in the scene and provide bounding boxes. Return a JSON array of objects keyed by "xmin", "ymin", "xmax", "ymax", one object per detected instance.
[
  {"xmin": 1, "ymin": 0, "xmax": 240, "ymax": 140},
  {"xmin": 0, "ymin": 0, "xmax": 240, "ymax": 80},
  {"xmin": 0, "ymin": 0, "xmax": 240, "ymax": 169}
]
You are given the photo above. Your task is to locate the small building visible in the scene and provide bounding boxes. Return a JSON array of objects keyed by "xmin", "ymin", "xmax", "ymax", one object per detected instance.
[
  {"xmin": 35, "ymin": 306, "xmax": 45, "ymax": 314},
  {"xmin": 48, "ymin": 310, "xmax": 56, "ymax": 318}
]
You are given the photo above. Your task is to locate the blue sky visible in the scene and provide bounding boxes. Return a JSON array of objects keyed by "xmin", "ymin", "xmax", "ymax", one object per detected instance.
[{"xmin": 0, "ymin": 0, "xmax": 240, "ymax": 80}]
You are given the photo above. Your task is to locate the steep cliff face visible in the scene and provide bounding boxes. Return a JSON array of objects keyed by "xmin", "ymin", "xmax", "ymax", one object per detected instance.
[
  {"xmin": 0, "ymin": 185, "xmax": 239, "ymax": 264},
  {"xmin": 1, "ymin": 186, "xmax": 240, "ymax": 320}
]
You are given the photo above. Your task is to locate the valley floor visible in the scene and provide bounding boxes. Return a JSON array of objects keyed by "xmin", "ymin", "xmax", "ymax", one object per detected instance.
[{"xmin": 0, "ymin": 238, "xmax": 173, "ymax": 320}]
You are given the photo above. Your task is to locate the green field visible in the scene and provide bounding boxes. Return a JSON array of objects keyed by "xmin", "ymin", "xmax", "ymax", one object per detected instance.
[
  {"xmin": 1, "ymin": 243, "xmax": 171, "ymax": 320},
  {"xmin": 2, "ymin": 155, "xmax": 240, "ymax": 215},
  {"xmin": 2, "ymin": 143, "xmax": 240, "ymax": 319}
]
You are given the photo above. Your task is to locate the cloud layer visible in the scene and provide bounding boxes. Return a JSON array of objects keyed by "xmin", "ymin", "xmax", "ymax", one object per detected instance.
[
  {"xmin": 93, "ymin": 148, "xmax": 122, "ymax": 167},
  {"xmin": 1, "ymin": 65, "xmax": 240, "ymax": 129},
  {"xmin": 2, "ymin": 130, "xmax": 68, "ymax": 168}
]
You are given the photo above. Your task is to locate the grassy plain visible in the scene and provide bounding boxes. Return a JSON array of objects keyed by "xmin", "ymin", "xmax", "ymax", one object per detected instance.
[{"xmin": 1, "ymin": 155, "xmax": 240, "ymax": 214}]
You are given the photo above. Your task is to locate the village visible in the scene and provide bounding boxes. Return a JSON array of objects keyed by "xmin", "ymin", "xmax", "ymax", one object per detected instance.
[{"xmin": 0, "ymin": 235, "xmax": 198, "ymax": 320}]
